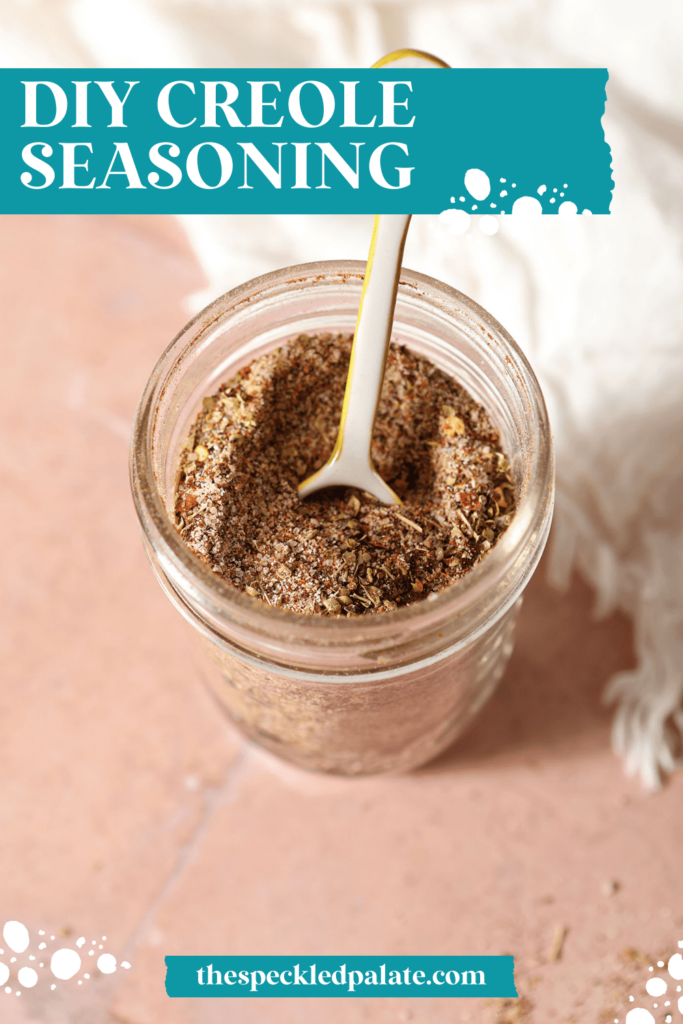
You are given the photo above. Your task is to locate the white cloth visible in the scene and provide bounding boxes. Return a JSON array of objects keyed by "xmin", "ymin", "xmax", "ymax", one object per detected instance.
[{"xmin": 4, "ymin": 0, "xmax": 682, "ymax": 787}]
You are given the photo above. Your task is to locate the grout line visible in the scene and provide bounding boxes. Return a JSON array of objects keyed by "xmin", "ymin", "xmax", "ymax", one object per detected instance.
[{"xmin": 115, "ymin": 742, "xmax": 252, "ymax": 969}]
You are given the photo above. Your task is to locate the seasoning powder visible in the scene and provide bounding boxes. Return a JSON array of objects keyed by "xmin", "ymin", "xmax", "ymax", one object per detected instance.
[{"xmin": 175, "ymin": 332, "xmax": 515, "ymax": 615}]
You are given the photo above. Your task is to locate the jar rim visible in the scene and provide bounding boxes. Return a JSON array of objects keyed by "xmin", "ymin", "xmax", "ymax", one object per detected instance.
[{"xmin": 130, "ymin": 259, "xmax": 554, "ymax": 669}]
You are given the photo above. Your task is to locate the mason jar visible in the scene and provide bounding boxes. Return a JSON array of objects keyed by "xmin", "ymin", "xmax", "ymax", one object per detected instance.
[{"xmin": 130, "ymin": 261, "xmax": 554, "ymax": 775}]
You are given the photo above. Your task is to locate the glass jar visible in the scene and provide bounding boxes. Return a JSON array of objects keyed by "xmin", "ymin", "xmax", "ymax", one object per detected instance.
[{"xmin": 130, "ymin": 261, "xmax": 554, "ymax": 775}]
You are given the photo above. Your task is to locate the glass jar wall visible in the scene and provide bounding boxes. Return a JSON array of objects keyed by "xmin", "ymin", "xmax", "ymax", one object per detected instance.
[{"xmin": 131, "ymin": 262, "xmax": 554, "ymax": 774}]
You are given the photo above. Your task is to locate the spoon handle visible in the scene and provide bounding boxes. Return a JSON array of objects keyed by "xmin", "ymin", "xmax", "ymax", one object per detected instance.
[
  {"xmin": 298, "ymin": 48, "xmax": 447, "ymax": 504},
  {"xmin": 340, "ymin": 213, "xmax": 412, "ymax": 459},
  {"xmin": 298, "ymin": 214, "xmax": 410, "ymax": 503}
]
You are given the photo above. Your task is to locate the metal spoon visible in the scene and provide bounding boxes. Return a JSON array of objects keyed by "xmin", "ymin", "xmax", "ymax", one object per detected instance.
[{"xmin": 298, "ymin": 50, "xmax": 449, "ymax": 505}]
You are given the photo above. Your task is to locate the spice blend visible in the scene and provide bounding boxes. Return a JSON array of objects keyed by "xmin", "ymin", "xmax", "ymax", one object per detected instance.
[{"xmin": 174, "ymin": 332, "xmax": 515, "ymax": 616}]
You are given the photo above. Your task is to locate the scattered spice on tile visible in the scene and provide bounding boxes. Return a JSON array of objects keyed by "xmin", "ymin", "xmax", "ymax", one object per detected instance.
[{"xmin": 174, "ymin": 332, "xmax": 516, "ymax": 616}]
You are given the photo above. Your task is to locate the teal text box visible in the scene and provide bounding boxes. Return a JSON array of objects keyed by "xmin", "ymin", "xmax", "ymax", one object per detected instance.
[
  {"xmin": 0, "ymin": 69, "xmax": 612, "ymax": 214},
  {"xmin": 165, "ymin": 955, "xmax": 517, "ymax": 998}
]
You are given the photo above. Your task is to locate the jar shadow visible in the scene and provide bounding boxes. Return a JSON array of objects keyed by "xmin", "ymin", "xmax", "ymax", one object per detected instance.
[{"xmin": 418, "ymin": 551, "xmax": 636, "ymax": 774}]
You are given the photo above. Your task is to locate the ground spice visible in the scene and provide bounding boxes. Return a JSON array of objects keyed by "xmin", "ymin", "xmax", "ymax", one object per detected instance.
[{"xmin": 174, "ymin": 332, "xmax": 515, "ymax": 616}]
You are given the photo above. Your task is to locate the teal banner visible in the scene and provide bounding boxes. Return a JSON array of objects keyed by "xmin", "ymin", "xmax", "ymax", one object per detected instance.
[
  {"xmin": 165, "ymin": 954, "xmax": 517, "ymax": 998},
  {"xmin": 0, "ymin": 69, "xmax": 612, "ymax": 214}
]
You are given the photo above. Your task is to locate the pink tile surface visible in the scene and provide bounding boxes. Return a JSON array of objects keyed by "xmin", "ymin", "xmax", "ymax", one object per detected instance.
[
  {"xmin": 1, "ymin": 216, "xmax": 681, "ymax": 1024},
  {"xmin": 0, "ymin": 215, "xmax": 241, "ymax": 1022}
]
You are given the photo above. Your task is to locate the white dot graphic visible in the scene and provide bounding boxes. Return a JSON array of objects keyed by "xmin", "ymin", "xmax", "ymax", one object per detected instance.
[
  {"xmin": 500, "ymin": 189, "xmax": 508, "ymax": 197},
  {"xmin": 97, "ymin": 954, "xmax": 117, "ymax": 975},
  {"xmin": 479, "ymin": 215, "xmax": 499, "ymax": 236},
  {"xmin": 439, "ymin": 209, "xmax": 470, "ymax": 235},
  {"xmin": 668, "ymin": 953, "xmax": 683, "ymax": 979},
  {"xmin": 647, "ymin": 977, "xmax": 667, "ymax": 997},
  {"xmin": 464, "ymin": 168, "xmax": 491, "ymax": 201},
  {"xmin": 626, "ymin": 1010, "xmax": 655, "ymax": 1024},
  {"xmin": 51, "ymin": 948, "xmax": 81, "ymax": 980},
  {"xmin": 3, "ymin": 922, "xmax": 29, "ymax": 954},
  {"xmin": 537, "ymin": 184, "xmax": 547, "ymax": 195},
  {"xmin": 512, "ymin": 196, "xmax": 543, "ymax": 220},
  {"xmin": 559, "ymin": 201, "xmax": 578, "ymax": 217},
  {"xmin": 0, "ymin": 912, "xmax": 142, "ymax": 1001},
  {"xmin": 17, "ymin": 968, "xmax": 37, "ymax": 989},
  {"xmin": 582, "ymin": 209, "xmax": 592, "ymax": 216}
]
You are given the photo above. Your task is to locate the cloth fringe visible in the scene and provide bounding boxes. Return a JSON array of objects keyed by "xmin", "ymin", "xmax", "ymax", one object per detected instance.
[{"xmin": 549, "ymin": 496, "xmax": 683, "ymax": 789}]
